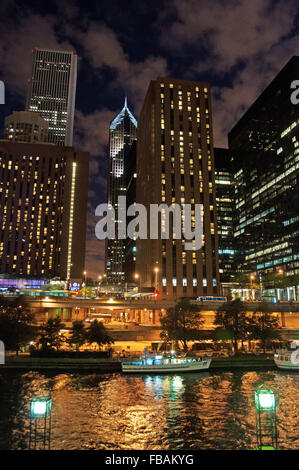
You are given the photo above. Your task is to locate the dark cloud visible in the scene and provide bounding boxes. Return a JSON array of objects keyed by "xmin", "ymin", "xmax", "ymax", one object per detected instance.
[{"xmin": 158, "ymin": 0, "xmax": 298, "ymax": 146}]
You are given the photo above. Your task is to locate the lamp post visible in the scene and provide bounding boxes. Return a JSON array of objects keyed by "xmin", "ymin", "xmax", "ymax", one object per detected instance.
[
  {"xmin": 254, "ymin": 384, "xmax": 278, "ymax": 450},
  {"xmin": 250, "ymin": 274, "xmax": 255, "ymax": 300},
  {"xmin": 29, "ymin": 396, "xmax": 52, "ymax": 450},
  {"xmin": 134, "ymin": 273, "xmax": 141, "ymax": 292},
  {"xmin": 83, "ymin": 271, "xmax": 87, "ymax": 297},
  {"xmin": 277, "ymin": 268, "xmax": 286, "ymax": 301},
  {"xmin": 154, "ymin": 266, "xmax": 159, "ymax": 292}
]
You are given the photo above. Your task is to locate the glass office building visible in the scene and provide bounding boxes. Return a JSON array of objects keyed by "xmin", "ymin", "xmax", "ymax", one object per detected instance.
[
  {"xmin": 229, "ymin": 57, "xmax": 299, "ymax": 285},
  {"xmin": 214, "ymin": 147, "xmax": 235, "ymax": 284}
]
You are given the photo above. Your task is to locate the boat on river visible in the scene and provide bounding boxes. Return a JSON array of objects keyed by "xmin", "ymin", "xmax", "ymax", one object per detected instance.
[
  {"xmin": 274, "ymin": 342, "xmax": 299, "ymax": 370},
  {"xmin": 121, "ymin": 354, "xmax": 211, "ymax": 373}
]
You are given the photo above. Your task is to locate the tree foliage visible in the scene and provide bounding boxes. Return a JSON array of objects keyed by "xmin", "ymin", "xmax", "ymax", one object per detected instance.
[
  {"xmin": 214, "ymin": 299, "xmax": 281, "ymax": 353},
  {"xmin": 68, "ymin": 320, "xmax": 87, "ymax": 351},
  {"xmin": 249, "ymin": 302, "xmax": 281, "ymax": 352},
  {"xmin": 86, "ymin": 320, "xmax": 113, "ymax": 350},
  {"xmin": 0, "ymin": 295, "xmax": 36, "ymax": 354},
  {"xmin": 160, "ymin": 299, "xmax": 204, "ymax": 352},
  {"xmin": 214, "ymin": 299, "xmax": 250, "ymax": 353},
  {"xmin": 37, "ymin": 317, "xmax": 66, "ymax": 351}
]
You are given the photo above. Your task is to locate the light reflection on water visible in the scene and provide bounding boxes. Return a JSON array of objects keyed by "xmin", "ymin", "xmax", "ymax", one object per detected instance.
[{"xmin": 0, "ymin": 370, "xmax": 298, "ymax": 450}]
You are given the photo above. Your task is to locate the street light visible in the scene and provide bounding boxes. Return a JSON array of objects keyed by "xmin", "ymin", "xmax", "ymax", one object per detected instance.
[
  {"xmin": 30, "ymin": 397, "xmax": 52, "ymax": 418},
  {"xmin": 134, "ymin": 273, "xmax": 141, "ymax": 292},
  {"xmin": 83, "ymin": 271, "xmax": 87, "ymax": 297},
  {"xmin": 250, "ymin": 274, "xmax": 255, "ymax": 300},
  {"xmin": 29, "ymin": 396, "xmax": 52, "ymax": 450},
  {"xmin": 154, "ymin": 266, "xmax": 159, "ymax": 292},
  {"xmin": 254, "ymin": 384, "xmax": 278, "ymax": 450},
  {"xmin": 255, "ymin": 385, "xmax": 276, "ymax": 411}
]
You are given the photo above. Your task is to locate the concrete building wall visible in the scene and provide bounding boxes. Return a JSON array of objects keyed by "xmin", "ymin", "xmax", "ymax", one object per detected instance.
[
  {"xmin": 136, "ymin": 77, "xmax": 220, "ymax": 299},
  {"xmin": 0, "ymin": 141, "xmax": 89, "ymax": 280}
]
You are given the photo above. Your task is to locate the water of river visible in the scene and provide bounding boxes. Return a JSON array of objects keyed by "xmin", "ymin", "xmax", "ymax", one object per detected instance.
[{"xmin": 0, "ymin": 369, "xmax": 298, "ymax": 450}]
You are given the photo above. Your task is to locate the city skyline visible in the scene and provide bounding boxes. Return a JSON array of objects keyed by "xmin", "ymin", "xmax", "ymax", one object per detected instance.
[
  {"xmin": 0, "ymin": 1, "xmax": 299, "ymax": 456},
  {"xmin": 0, "ymin": 0, "xmax": 298, "ymax": 278}
]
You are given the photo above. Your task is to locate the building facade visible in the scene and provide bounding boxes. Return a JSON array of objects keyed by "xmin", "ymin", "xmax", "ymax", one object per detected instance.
[
  {"xmin": 106, "ymin": 98, "xmax": 137, "ymax": 285},
  {"xmin": 4, "ymin": 111, "xmax": 49, "ymax": 143},
  {"xmin": 136, "ymin": 77, "xmax": 220, "ymax": 299},
  {"xmin": 0, "ymin": 141, "xmax": 89, "ymax": 280},
  {"xmin": 214, "ymin": 148, "xmax": 235, "ymax": 284},
  {"xmin": 124, "ymin": 140, "xmax": 137, "ymax": 284},
  {"xmin": 26, "ymin": 48, "xmax": 77, "ymax": 146},
  {"xmin": 229, "ymin": 56, "xmax": 299, "ymax": 284}
]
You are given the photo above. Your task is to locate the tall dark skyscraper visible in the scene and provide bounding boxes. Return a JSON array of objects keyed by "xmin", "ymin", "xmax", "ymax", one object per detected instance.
[
  {"xmin": 106, "ymin": 98, "xmax": 137, "ymax": 285},
  {"xmin": 26, "ymin": 48, "xmax": 77, "ymax": 146},
  {"xmin": 0, "ymin": 141, "xmax": 89, "ymax": 280},
  {"xmin": 136, "ymin": 77, "xmax": 220, "ymax": 299},
  {"xmin": 214, "ymin": 148, "xmax": 235, "ymax": 285},
  {"xmin": 124, "ymin": 140, "xmax": 137, "ymax": 284},
  {"xmin": 229, "ymin": 57, "xmax": 299, "ymax": 286}
]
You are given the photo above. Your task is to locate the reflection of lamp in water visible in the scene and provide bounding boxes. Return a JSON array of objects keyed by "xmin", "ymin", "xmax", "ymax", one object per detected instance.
[
  {"xmin": 172, "ymin": 376, "xmax": 183, "ymax": 390},
  {"xmin": 254, "ymin": 384, "xmax": 278, "ymax": 450}
]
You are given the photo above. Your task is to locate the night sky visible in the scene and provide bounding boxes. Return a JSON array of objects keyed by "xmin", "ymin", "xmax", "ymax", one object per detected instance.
[{"xmin": 0, "ymin": 0, "xmax": 298, "ymax": 279}]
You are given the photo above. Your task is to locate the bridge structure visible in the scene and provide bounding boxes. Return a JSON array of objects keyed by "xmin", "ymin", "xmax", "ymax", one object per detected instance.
[{"xmin": 26, "ymin": 298, "xmax": 299, "ymax": 335}]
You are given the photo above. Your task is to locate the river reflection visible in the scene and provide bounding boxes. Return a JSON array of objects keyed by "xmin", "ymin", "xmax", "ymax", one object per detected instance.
[{"xmin": 0, "ymin": 370, "xmax": 298, "ymax": 450}]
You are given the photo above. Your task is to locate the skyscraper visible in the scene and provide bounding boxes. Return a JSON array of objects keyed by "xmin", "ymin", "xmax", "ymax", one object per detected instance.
[
  {"xmin": 124, "ymin": 140, "xmax": 137, "ymax": 283},
  {"xmin": 4, "ymin": 111, "xmax": 49, "ymax": 143},
  {"xmin": 214, "ymin": 148, "xmax": 235, "ymax": 285},
  {"xmin": 0, "ymin": 141, "xmax": 89, "ymax": 280},
  {"xmin": 136, "ymin": 77, "xmax": 220, "ymax": 299},
  {"xmin": 229, "ymin": 57, "xmax": 299, "ymax": 290},
  {"xmin": 26, "ymin": 48, "xmax": 77, "ymax": 146},
  {"xmin": 106, "ymin": 98, "xmax": 137, "ymax": 285}
]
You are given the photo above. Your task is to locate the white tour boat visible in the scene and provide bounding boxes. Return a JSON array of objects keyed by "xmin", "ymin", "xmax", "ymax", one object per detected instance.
[
  {"xmin": 274, "ymin": 342, "xmax": 299, "ymax": 370},
  {"xmin": 121, "ymin": 354, "xmax": 211, "ymax": 373}
]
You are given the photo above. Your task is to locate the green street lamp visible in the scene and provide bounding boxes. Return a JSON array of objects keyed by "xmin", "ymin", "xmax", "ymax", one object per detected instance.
[
  {"xmin": 29, "ymin": 396, "xmax": 52, "ymax": 449},
  {"xmin": 255, "ymin": 385, "xmax": 276, "ymax": 411},
  {"xmin": 30, "ymin": 396, "xmax": 52, "ymax": 418},
  {"xmin": 254, "ymin": 384, "xmax": 278, "ymax": 450}
]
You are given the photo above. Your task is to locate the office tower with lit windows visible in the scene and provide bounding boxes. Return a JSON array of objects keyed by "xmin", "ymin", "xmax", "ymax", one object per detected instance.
[
  {"xmin": 214, "ymin": 148, "xmax": 235, "ymax": 284},
  {"xmin": 26, "ymin": 48, "xmax": 77, "ymax": 146},
  {"xmin": 124, "ymin": 140, "xmax": 137, "ymax": 283},
  {"xmin": 136, "ymin": 77, "xmax": 220, "ymax": 299},
  {"xmin": 4, "ymin": 111, "xmax": 49, "ymax": 143},
  {"xmin": 106, "ymin": 98, "xmax": 137, "ymax": 284},
  {"xmin": 229, "ymin": 56, "xmax": 299, "ymax": 280},
  {"xmin": 0, "ymin": 141, "xmax": 89, "ymax": 280}
]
